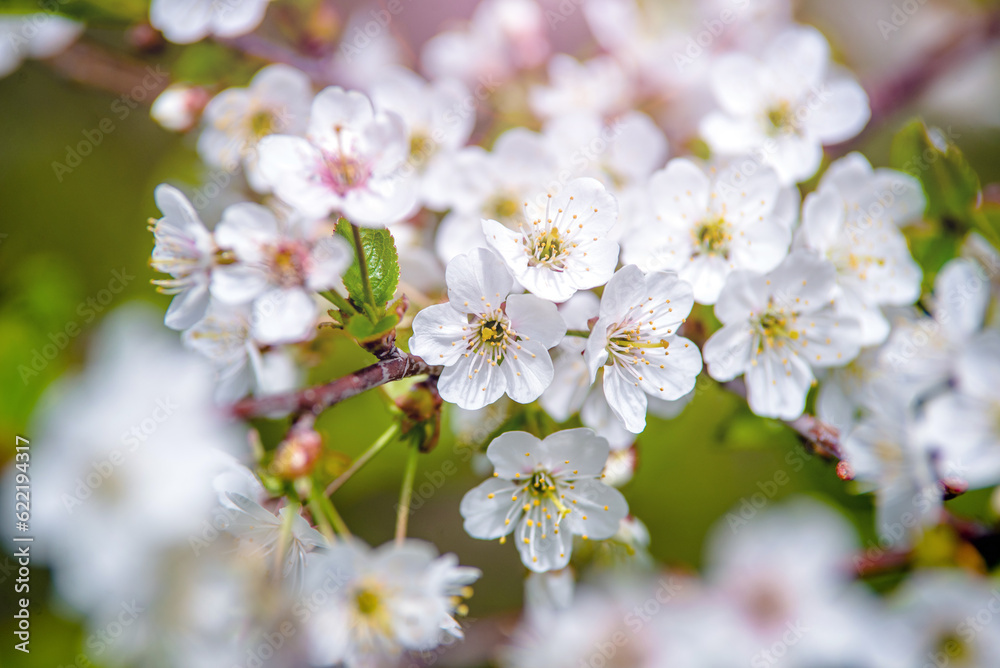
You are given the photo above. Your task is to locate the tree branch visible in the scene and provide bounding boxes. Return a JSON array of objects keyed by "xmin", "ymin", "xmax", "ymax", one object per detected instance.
[{"xmin": 230, "ymin": 349, "xmax": 439, "ymax": 419}]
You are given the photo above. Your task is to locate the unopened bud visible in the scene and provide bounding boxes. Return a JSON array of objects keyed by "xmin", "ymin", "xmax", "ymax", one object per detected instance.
[
  {"xmin": 272, "ymin": 428, "xmax": 323, "ymax": 479},
  {"xmin": 151, "ymin": 84, "xmax": 210, "ymax": 132}
]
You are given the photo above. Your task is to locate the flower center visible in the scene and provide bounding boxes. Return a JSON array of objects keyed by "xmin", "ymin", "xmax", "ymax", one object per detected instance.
[
  {"xmin": 466, "ymin": 308, "xmax": 517, "ymax": 363},
  {"xmin": 693, "ymin": 217, "xmax": 731, "ymax": 256},
  {"xmin": 249, "ymin": 110, "xmax": 275, "ymax": 139},
  {"xmin": 354, "ymin": 587, "xmax": 382, "ymax": 617},
  {"xmin": 754, "ymin": 307, "xmax": 799, "ymax": 353},
  {"xmin": 934, "ymin": 632, "xmax": 971, "ymax": 665},
  {"xmin": 268, "ymin": 241, "xmax": 309, "ymax": 287},
  {"xmin": 488, "ymin": 195, "xmax": 520, "ymax": 221},
  {"xmin": 529, "ymin": 470, "xmax": 556, "ymax": 495},
  {"xmin": 409, "ymin": 132, "xmax": 436, "ymax": 162},
  {"xmin": 528, "ymin": 227, "xmax": 566, "ymax": 267},
  {"xmin": 319, "ymin": 151, "xmax": 370, "ymax": 197}
]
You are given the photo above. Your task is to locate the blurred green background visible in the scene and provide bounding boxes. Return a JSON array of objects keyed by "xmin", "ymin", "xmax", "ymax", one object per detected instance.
[{"xmin": 3, "ymin": 0, "xmax": 1000, "ymax": 666}]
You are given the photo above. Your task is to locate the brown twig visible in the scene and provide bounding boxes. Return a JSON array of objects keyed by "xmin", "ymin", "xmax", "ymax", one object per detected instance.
[{"xmin": 231, "ymin": 349, "xmax": 439, "ymax": 419}]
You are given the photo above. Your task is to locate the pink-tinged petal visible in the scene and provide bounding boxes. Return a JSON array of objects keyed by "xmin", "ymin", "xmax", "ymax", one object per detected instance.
[
  {"xmin": 257, "ymin": 135, "xmax": 338, "ymax": 218},
  {"xmin": 210, "ymin": 264, "xmax": 270, "ymax": 304},
  {"xmin": 308, "ymin": 87, "xmax": 374, "ymax": 142},
  {"xmin": 215, "ymin": 202, "xmax": 280, "ymax": 262},
  {"xmin": 164, "ymin": 279, "xmax": 210, "ymax": 331}
]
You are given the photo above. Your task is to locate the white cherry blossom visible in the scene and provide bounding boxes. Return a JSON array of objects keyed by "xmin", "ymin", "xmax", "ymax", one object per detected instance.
[
  {"xmin": 529, "ymin": 54, "xmax": 630, "ymax": 121},
  {"xmin": 585, "ymin": 265, "xmax": 703, "ymax": 433},
  {"xmin": 459, "ymin": 429, "xmax": 629, "ymax": 572},
  {"xmin": 622, "ymin": 158, "xmax": 796, "ymax": 304},
  {"xmin": 483, "ymin": 177, "xmax": 620, "ymax": 302},
  {"xmin": 796, "ymin": 153, "xmax": 924, "ymax": 345},
  {"xmin": 150, "ymin": 0, "xmax": 271, "ymax": 44},
  {"xmin": 302, "ymin": 539, "xmax": 479, "ymax": 667},
  {"xmin": 409, "ymin": 248, "xmax": 566, "ymax": 410},
  {"xmin": 198, "ymin": 64, "xmax": 313, "ymax": 193},
  {"xmin": 150, "ymin": 184, "xmax": 217, "ymax": 331},
  {"xmin": 0, "ymin": 14, "xmax": 82, "ymax": 79},
  {"xmin": 209, "ymin": 204, "xmax": 350, "ymax": 344},
  {"xmin": 700, "ymin": 25, "xmax": 870, "ymax": 184},
  {"xmin": 703, "ymin": 250, "xmax": 863, "ymax": 420},
  {"xmin": 257, "ymin": 86, "xmax": 416, "ymax": 226}
]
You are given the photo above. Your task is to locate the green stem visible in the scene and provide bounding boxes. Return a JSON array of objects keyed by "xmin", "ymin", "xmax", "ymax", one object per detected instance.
[
  {"xmin": 351, "ymin": 223, "xmax": 376, "ymax": 312},
  {"xmin": 274, "ymin": 500, "xmax": 298, "ymax": 579},
  {"xmin": 321, "ymin": 289, "xmax": 357, "ymax": 317},
  {"xmin": 324, "ymin": 424, "xmax": 400, "ymax": 496},
  {"xmin": 306, "ymin": 492, "xmax": 335, "ymax": 543},
  {"xmin": 318, "ymin": 492, "xmax": 352, "ymax": 538},
  {"xmin": 395, "ymin": 444, "xmax": 419, "ymax": 545},
  {"xmin": 566, "ymin": 329, "xmax": 591, "ymax": 337}
]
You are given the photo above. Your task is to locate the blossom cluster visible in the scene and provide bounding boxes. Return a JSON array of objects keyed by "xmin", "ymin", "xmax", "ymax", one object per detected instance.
[{"xmin": 7, "ymin": 0, "xmax": 1000, "ymax": 666}]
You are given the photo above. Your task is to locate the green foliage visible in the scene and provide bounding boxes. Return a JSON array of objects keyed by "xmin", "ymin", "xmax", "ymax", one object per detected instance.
[
  {"xmin": 335, "ymin": 218, "xmax": 400, "ymax": 313},
  {"xmin": 172, "ymin": 42, "xmax": 256, "ymax": 86},
  {"xmin": 890, "ymin": 119, "xmax": 981, "ymax": 223},
  {"xmin": 345, "ymin": 312, "xmax": 399, "ymax": 343}
]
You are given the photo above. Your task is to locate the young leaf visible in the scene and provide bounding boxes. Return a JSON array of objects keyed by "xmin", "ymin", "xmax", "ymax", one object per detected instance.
[
  {"xmin": 336, "ymin": 219, "xmax": 400, "ymax": 314},
  {"xmin": 890, "ymin": 120, "xmax": 980, "ymax": 222}
]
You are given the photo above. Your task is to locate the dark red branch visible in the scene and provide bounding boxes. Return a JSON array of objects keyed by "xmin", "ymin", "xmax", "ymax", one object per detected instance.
[{"xmin": 231, "ymin": 350, "xmax": 439, "ymax": 419}]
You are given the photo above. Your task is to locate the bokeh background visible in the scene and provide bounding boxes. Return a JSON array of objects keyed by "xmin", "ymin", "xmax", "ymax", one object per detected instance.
[{"xmin": 3, "ymin": 0, "xmax": 1000, "ymax": 666}]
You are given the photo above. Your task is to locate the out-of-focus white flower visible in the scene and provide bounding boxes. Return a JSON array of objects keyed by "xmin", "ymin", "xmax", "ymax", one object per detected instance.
[
  {"xmin": 543, "ymin": 111, "xmax": 669, "ymax": 199},
  {"xmin": 150, "ymin": 0, "xmax": 271, "ymax": 44},
  {"xmin": 585, "ymin": 265, "xmax": 702, "ymax": 433},
  {"xmin": 892, "ymin": 570, "xmax": 1000, "ymax": 668},
  {"xmin": 484, "ymin": 177, "xmax": 620, "ymax": 302},
  {"xmin": 623, "ymin": 158, "xmax": 796, "ymax": 304},
  {"xmin": 257, "ymin": 86, "xmax": 416, "ymax": 226},
  {"xmin": 209, "ymin": 204, "xmax": 350, "ymax": 344},
  {"xmin": 150, "ymin": 184, "xmax": 217, "ymax": 331},
  {"xmin": 182, "ymin": 299, "xmax": 301, "ymax": 402},
  {"xmin": 24, "ymin": 306, "xmax": 246, "ymax": 617},
  {"xmin": 701, "ymin": 25, "xmax": 870, "ymax": 184},
  {"xmin": 368, "ymin": 67, "xmax": 475, "ymax": 209},
  {"xmin": 0, "ymin": 14, "xmax": 82, "ymax": 78},
  {"xmin": 917, "ymin": 331, "xmax": 1000, "ymax": 489},
  {"xmin": 459, "ymin": 429, "xmax": 629, "ymax": 572},
  {"xmin": 198, "ymin": 64, "xmax": 313, "ymax": 192},
  {"xmin": 213, "ymin": 465, "xmax": 327, "ymax": 590},
  {"xmin": 410, "ymin": 248, "xmax": 565, "ymax": 409},
  {"xmin": 429, "ymin": 127, "xmax": 559, "ymax": 262},
  {"xmin": 529, "ymin": 54, "xmax": 630, "ymax": 121},
  {"xmin": 841, "ymin": 391, "xmax": 943, "ymax": 549},
  {"xmin": 703, "ymin": 250, "xmax": 863, "ymax": 419},
  {"xmin": 151, "ymin": 83, "xmax": 210, "ymax": 132},
  {"xmin": 796, "ymin": 153, "xmax": 924, "ymax": 345},
  {"xmin": 302, "ymin": 539, "xmax": 479, "ymax": 667},
  {"xmin": 421, "ymin": 0, "xmax": 549, "ymax": 86}
]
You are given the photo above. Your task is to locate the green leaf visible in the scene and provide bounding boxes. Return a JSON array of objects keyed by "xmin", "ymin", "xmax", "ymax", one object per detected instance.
[
  {"xmin": 890, "ymin": 119, "xmax": 980, "ymax": 222},
  {"xmin": 344, "ymin": 313, "xmax": 399, "ymax": 343},
  {"xmin": 335, "ymin": 219, "xmax": 400, "ymax": 313}
]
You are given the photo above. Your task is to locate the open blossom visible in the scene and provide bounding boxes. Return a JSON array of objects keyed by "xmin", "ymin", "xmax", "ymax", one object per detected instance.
[
  {"xmin": 703, "ymin": 250, "xmax": 863, "ymax": 420},
  {"xmin": 585, "ymin": 265, "xmax": 703, "ymax": 433},
  {"xmin": 622, "ymin": 158, "xmax": 796, "ymax": 304},
  {"xmin": 700, "ymin": 25, "xmax": 870, "ymax": 184},
  {"xmin": 150, "ymin": 184, "xmax": 217, "ymax": 331},
  {"xmin": 428, "ymin": 127, "xmax": 559, "ymax": 262},
  {"xmin": 460, "ymin": 429, "xmax": 629, "ymax": 572},
  {"xmin": 150, "ymin": 0, "xmax": 271, "ymax": 44},
  {"xmin": 483, "ymin": 177, "xmax": 620, "ymax": 302},
  {"xmin": 0, "ymin": 14, "xmax": 83, "ymax": 79},
  {"xmin": 409, "ymin": 248, "xmax": 566, "ymax": 410},
  {"xmin": 257, "ymin": 86, "xmax": 416, "ymax": 226},
  {"xmin": 796, "ymin": 152, "xmax": 924, "ymax": 345},
  {"xmin": 198, "ymin": 64, "xmax": 313, "ymax": 192},
  {"xmin": 209, "ymin": 204, "xmax": 350, "ymax": 344},
  {"xmin": 182, "ymin": 299, "xmax": 300, "ymax": 402},
  {"xmin": 368, "ymin": 67, "xmax": 475, "ymax": 209},
  {"xmin": 303, "ymin": 539, "xmax": 479, "ymax": 667},
  {"xmin": 529, "ymin": 54, "xmax": 630, "ymax": 121}
]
